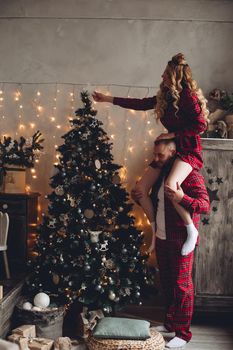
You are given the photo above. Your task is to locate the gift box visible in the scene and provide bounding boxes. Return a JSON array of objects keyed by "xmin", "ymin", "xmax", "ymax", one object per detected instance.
[
  {"xmin": 8, "ymin": 333, "xmax": 29, "ymax": 350},
  {"xmin": 54, "ymin": 337, "xmax": 72, "ymax": 350},
  {"xmin": 12, "ymin": 324, "xmax": 36, "ymax": 338},
  {"xmin": 77, "ymin": 307, "xmax": 104, "ymax": 338},
  {"xmin": 28, "ymin": 338, "xmax": 54, "ymax": 350}
]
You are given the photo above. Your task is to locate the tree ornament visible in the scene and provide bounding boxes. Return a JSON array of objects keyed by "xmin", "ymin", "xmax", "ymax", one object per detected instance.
[
  {"xmin": 84, "ymin": 264, "xmax": 91, "ymax": 271},
  {"xmin": 99, "ymin": 240, "xmax": 109, "ymax": 252},
  {"xmin": 47, "ymin": 218, "xmax": 56, "ymax": 229},
  {"xmin": 84, "ymin": 209, "xmax": 95, "ymax": 219},
  {"xmin": 95, "ymin": 284, "xmax": 102, "ymax": 291},
  {"xmin": 112, "ymin": 174, "xmax": 121, "ymax": 185},
  {"xmin": 34, "ymin": 292, "xmax": 50, "ymax": 308},
  {"xmin": 52, "ymin": 274, "xmax": 60, "ymax": 285},
  {"xmin": 95, "ymin": 159, "xmax": 101, "ymax": 169},
  {"xmin": 108, "ymin": 291, "xmax": 116, "ymax": 300},
  {"xmin": 22, "ymin": 302, "xmax": 33, "ymax": 310},
  {"xmin": 88, "ymin": 230, "xmax": 102, "ymax": 243}
]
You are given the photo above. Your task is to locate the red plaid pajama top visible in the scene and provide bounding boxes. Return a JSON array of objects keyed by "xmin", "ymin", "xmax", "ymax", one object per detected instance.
[
  {"xmin": 113, "ymin": 88, "xmax": 207, "ymax": 170},
  {"xmin": 150, "ymin": 162, "xmax": 210, "ymax": 242}
]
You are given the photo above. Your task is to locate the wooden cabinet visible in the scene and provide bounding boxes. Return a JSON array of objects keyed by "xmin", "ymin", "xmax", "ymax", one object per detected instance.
[
  {"xmin": 194, "ymin": 139, "xmax": 233, "ymax": 312},
  {"xmin": 0, "ymin": 192, "xmax": 40, "ymax": 274}
]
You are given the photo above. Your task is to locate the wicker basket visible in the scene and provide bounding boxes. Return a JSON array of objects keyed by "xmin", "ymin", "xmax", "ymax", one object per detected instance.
[
  {"xmin": 86, "ymin": 329, "xmax": 165, "ymax": 350},
  {"xmin": 14, "ymin": 299, "xmax": 65, "ymax": 340}
]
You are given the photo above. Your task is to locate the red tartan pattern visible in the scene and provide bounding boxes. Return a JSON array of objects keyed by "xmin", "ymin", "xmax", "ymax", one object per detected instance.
[
  {"xmin": 155, "ymin": 238, "xmax": 194, "ymax": 342},
  {"xmin": 113, "ymin": 88, "xmax": 206, "ymax": 171},
  {"xmin": 150, "ymin": 167, "xmax": 210, "ymax": 241}
]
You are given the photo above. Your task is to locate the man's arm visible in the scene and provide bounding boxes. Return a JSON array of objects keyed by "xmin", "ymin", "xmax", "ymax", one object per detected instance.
[{"xmin": 179, "ymin": 172, "xmax": 210, "ymax": 215}]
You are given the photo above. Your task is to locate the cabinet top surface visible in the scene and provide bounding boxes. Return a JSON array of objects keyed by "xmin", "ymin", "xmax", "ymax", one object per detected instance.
[
  {"xmin": 201, "ymin": 138, "xmax": 233, "ymax": 150},
  {"xmin": 0, "ymin": 192, "xmax": 40, "ymax": 199}
]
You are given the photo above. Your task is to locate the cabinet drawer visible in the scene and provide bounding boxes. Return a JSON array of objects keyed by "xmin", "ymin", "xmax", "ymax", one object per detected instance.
[{"xmin": 0, "ymin": 199, "xmax": 27, "ymax": 214}]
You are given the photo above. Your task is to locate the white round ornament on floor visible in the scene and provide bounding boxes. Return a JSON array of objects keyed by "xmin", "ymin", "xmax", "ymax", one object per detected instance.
[
  {"xmin": 22, "ymin": 302, "xmax": 33, "ymax": 310},
  {"xmin": 33, "ymin": 292, "xmax": 50, "ymax": 308}
]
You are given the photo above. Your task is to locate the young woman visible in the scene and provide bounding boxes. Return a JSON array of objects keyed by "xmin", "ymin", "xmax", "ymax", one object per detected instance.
[{"xmin": 92, "ymin": 53, "xmax": 209, "ymax": 256}]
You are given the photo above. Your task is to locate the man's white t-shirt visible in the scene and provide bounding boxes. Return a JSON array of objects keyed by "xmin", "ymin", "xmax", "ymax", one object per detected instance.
[{"xmin": 156, "ymin": 180, "xmax": 166, "ymax": 240}]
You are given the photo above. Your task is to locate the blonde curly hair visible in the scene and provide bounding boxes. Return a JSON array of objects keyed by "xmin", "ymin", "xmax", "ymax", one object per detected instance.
[{"xmin": 155, "ymin": 53, "xmax": 209, "ymax": 121}]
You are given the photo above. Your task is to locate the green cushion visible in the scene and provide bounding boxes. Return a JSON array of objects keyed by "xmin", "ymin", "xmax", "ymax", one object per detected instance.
[{"xmin": 93, "ymin": 317, "xmax": 150, "ymax": 340}]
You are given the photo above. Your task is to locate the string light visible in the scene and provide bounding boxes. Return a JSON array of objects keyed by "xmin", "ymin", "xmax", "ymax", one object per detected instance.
[{"xmin": 0, "ymin": 82, "xmax": 161, "ymax": 234}]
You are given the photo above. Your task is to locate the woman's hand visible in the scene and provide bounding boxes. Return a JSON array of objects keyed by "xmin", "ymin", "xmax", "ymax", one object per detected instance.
[
  {"xmin": 92, "ymin": 91, "xmax": 113, "ymax": 103},
  {"xmin": 156, "ymin": 132, "xmax": 176, "ymax": 140},
  {"xmin": 164, "ymin": 182, "xmax": 184, "ymax": 203}
]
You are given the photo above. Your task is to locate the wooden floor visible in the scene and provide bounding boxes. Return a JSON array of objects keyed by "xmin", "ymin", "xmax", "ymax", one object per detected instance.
[{"xmin": 118, "ymin": 293, "xmax": 233, "ymax": 350}]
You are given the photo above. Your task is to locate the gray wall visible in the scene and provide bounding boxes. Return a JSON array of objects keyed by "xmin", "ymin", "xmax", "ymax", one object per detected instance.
[
  {"xmin": 0, "ymin": 0, "xmax": 232, "ymax": 226},
  {"xmin": 0, "ymin": 0, "xmax": 233, "ymax": 90}
]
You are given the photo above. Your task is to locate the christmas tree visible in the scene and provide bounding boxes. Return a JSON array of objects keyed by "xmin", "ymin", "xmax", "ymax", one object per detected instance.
[{"xmin": 28, "ymin": 91, "xmax": 152, "ymax": 312}]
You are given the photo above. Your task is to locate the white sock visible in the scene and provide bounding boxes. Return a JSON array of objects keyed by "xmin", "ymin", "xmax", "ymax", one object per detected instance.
[
  {"xmin": 181, "ymin": 222, "xmax": 198, "ymax": 256},
  {"xmin": 166, "ymin": 336, "xmax": 187, "ymax": 348},
  {"xmin": 153, "ymin": 325, "xmax": 173, "ymax": 333}
]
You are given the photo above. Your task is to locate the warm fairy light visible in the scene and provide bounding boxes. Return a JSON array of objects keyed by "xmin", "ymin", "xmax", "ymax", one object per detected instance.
[
  {"xmin": 119, "ymin": 166, "xmax": 127, "ymax": 181},
  {"xmin": 57, "ymin": 89, "xmax": 60, "ymax": 93},
  {"xmin": 128, "ymin": 126, "xmax": 132, "ymax": 131},
  {"xmin": 128, "ymin": 146, "xmax": 134, "ymax": 153},
  {"xmin": 32, "ymin": 175, "xmax": 37, "ymax": 179},
  {"xmin": 56, "ymin": 154, "xmax": 60, "ymax": 159},
  {"xmin": 53, "ymin": 106, "xmax": 56, "ymax": 110},
  {"xmin": 25, "ymin": 185, "xmax": 31, "ymax": 193},
  {"xmin": 15, "ymin": 97, "xmax": 19, "ymax": 101},
  {"xmin": 148, "ymin": 129, "xmax": 154, "ymax": 136},
  {"xmin": 54, "ymin": 144, "xmax": 58, "ymax": 149},
  {"xmin": 0, "ymin": 90, "xmax": 3, "ymax": 94},
  {"xmin": 37, "ymin": 105, "xmax": 43, "ymax": 112},
  {"xmin": 31, "ymin": 168, "xmax": 36, "ymax": 174},
  {"xmin": 70, "ymin": 92, "xmax": 74, "ymax": 97},
  {"xmin": 110, "ymin": 134, "xmax": 115, "ymax": 139},
  {"xmin": 54, "ymin": 162, "xmax": 58, "ymax": 166},
  {"xmin": 37, "ymin": 91, "xmax": 41, "ymax": 96},
  {"xmin": 19, "ymin": 105, "xmax": 23, "ymax": 109},
  {"xmin": 2, "ymin": 115, "xmax": 5, "ymax": 119},
  {"xmin": 30, "ymin": 123, "xmax": 35, "ymax": 128},
  {"xmin": 0, "ymin": 97, "xmax": 4, "ymax": 101},
  {"xmin": 56, "ymin": 125, "xmax": 61, "ymax": 129},
  {"xmin": 50, "ymin": 117, "xmax": 55, "ymax": 122},
  {"xmin": 130, "ymin": 109, "xmax": 136, "ymax": 115},
  {"xmin": 35, "ymin": 159, "xmax": 39, "ymax": 163},
  {"xmin": 19, "ymin": 124, "xmax": 25, "ymax": 130},
  {"xmin": 147, "ymin": 120, "xmax": 151, "ymax": 124}
]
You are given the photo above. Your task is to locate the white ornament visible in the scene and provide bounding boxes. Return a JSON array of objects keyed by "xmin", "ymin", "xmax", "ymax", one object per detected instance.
[
  {"xmin": 32, "ymin": 306, "xmax": 42, "ymax": 311},
  {"xmin": 88, "ymin": 230, "xmax": 102, "ymax": 243},
  {"xmin": 95, "ymin": 159, "xmax": 101, "ymax": 169},
  {"xmin": 99, "ymin": 240, "xmax": 108, "ymax": 252},
  {"xmin": 109, "ymin": 291, "xmax": 116, "ymax": 300},
  {"xmin": 22, "ymin": 302, "xmax": 33, "ymax": 310},
  {"xmin": 47, "ymin": 218, "xmax": 56, "ymax": 229},
  {"xmin": 34, "ymin": 292, "xmax": 50, "ymax": 308}
]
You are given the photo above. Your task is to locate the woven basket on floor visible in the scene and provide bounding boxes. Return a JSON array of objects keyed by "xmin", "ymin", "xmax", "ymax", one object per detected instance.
[{"xmin": 86, "ymin": 329, "xmax": 165, "ymax": 350}]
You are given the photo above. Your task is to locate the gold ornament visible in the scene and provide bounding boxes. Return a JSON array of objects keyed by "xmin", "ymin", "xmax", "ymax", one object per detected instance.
[
  {"xmin": 112, "ymin": 174, "xmax": 121, "ymax": 185},
  {"xmin": 84, "ymin": 209, "xmax": 95, "ymax": 219},
  {"xmin": 53, "ymin": 274, "xmax": 60, "ymax": 285}
]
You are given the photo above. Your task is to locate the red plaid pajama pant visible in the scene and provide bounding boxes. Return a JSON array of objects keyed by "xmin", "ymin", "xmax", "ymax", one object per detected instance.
[{"xmin": 155, "ymin": 237, "xmax": 194, "ymax": 342}]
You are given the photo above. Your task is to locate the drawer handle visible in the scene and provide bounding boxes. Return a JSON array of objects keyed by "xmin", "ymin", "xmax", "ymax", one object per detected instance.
[{"xmin": 2, "ymin": 204, "xmax": 8, "ymax": 209}]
